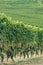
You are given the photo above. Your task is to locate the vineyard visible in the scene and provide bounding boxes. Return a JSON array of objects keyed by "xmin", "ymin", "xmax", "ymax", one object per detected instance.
[
  {"xmin": 0, "ymin": 0, "xmax": 43, "ymax": 65},
  {"xmin": 0, "ymin": 0, "xmax": 43, "ymax": 27},
  {"xmin": 0, "ymin": 13, "xmax": 43, "ymax": 64}
]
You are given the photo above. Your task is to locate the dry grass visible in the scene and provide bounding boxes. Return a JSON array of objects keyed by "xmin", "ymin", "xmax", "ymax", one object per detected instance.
[{"xmin": 0, "ymin": 56, "xmax": 43, "ymax": 65}]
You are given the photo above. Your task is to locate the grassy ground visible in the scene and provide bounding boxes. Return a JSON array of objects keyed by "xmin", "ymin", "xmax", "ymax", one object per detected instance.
[
  {"xmin": 0, "ymin": 0, "xmax": 43, "ymax": 27},
  {"xmin": 0, "ymin": 56, "xmax": 43, "ymax": 65}
]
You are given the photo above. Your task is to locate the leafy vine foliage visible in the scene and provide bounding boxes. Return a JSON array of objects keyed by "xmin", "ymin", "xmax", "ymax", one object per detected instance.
[{"xmin": 0, "ymin": 13, "xmax": 43, "ymax": 62}]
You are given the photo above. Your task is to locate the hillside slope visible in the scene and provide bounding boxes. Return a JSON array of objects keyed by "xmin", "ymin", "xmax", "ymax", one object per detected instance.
[{"xmin": 0, "ymin": 0, "xmax": 43, "ymax": 27}]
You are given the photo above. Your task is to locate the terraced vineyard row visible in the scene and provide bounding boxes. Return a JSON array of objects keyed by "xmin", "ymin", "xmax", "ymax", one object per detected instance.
[{"xmin": 0, "ymin": 0, "xmax": 43, "ymax": 27}]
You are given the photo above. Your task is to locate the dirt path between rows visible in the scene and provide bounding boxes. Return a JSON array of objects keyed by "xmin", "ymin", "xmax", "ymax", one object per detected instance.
[{"xmin": 0, "ymin": 56, "xmax": 43, "ymax": 65}]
